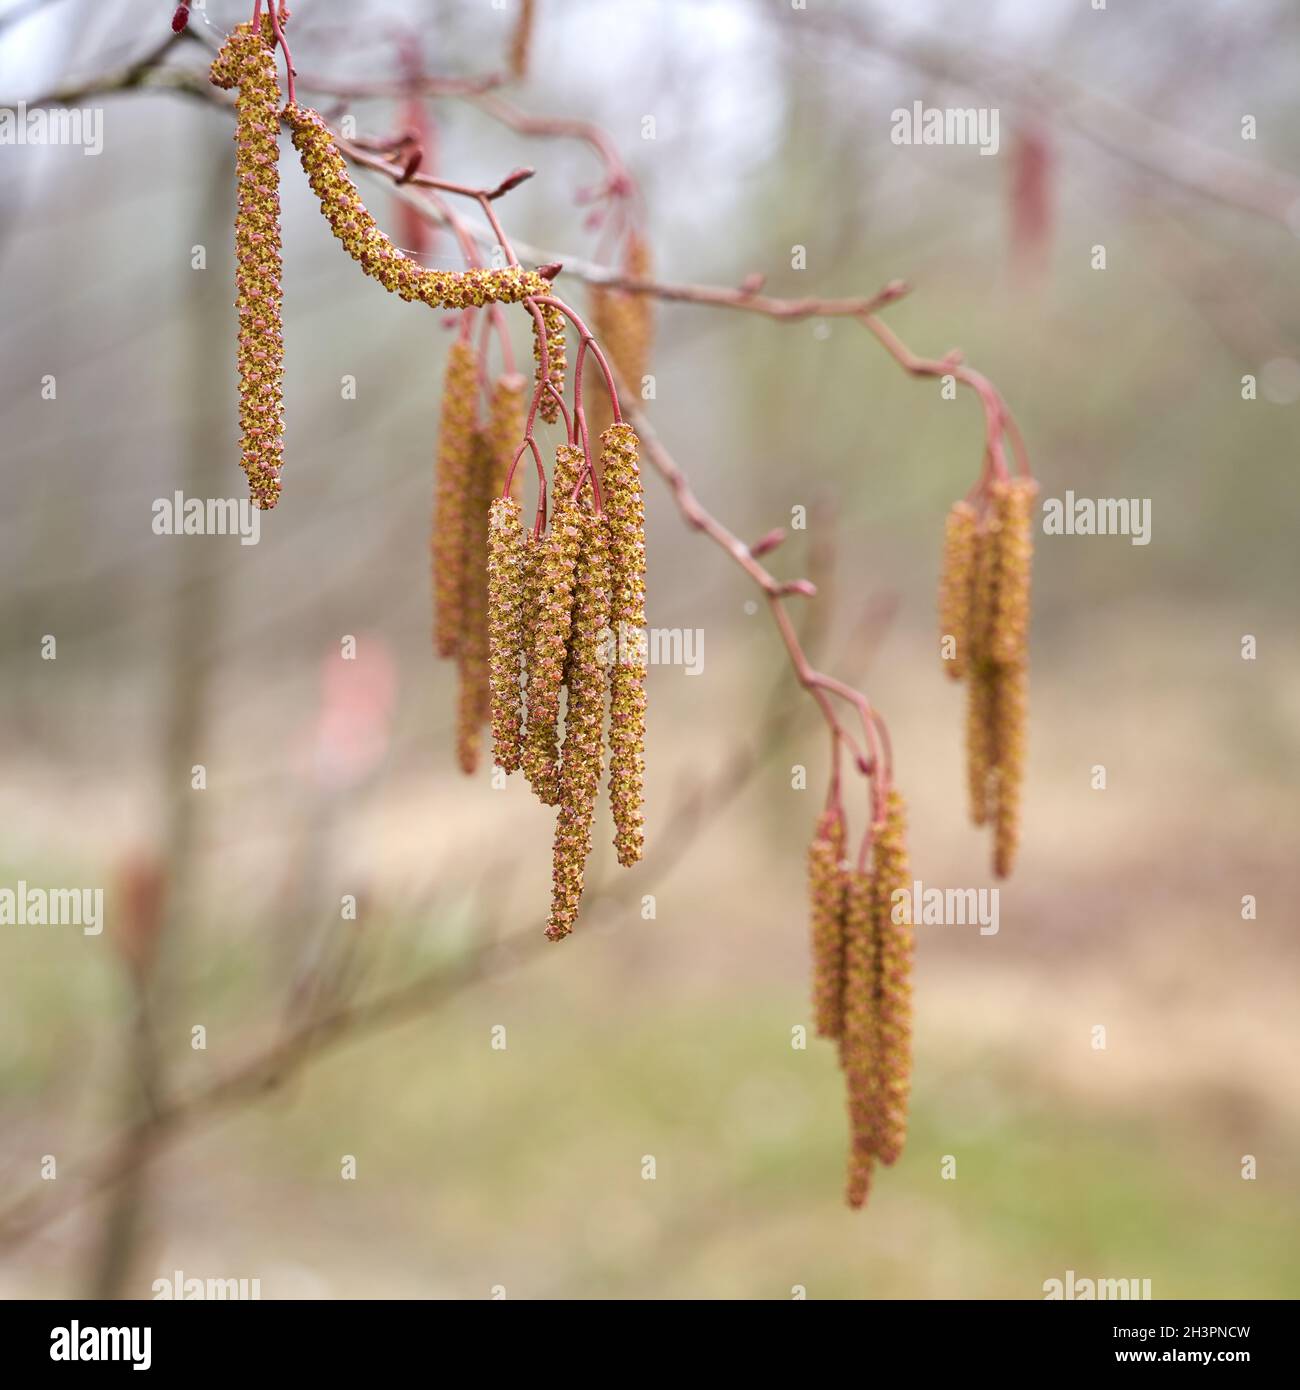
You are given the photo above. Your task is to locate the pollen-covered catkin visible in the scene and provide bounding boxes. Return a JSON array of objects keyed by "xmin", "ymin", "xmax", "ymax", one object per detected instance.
[
  {"xmin": 209, "ymin": 21, "xmax": 284, "ymax": 510},
  {"xmin": 523, "ymin": 459, "xmax": 584, "ymax": 804},
  {"xmin": 600, "ymin": 424, "xmax": 647, "ymax": 866},
  {"xmin": 454, "ymin": 430, "xmax": 495, "ymax": 773},
  {"xmin": 993, "ymin": 658, "xmax": 1028, "ymax": 878},
  {"xmin": 839, "ymin": 868, "xmax": 878, "ymax": 1209},
  {"xmin": 487, "ymin": 496, "xmax": 528, "ymax": 772},
  {"xmin": 809, "ymin": 809, "xmax": 848, "ymax": 1040},
  {"xmin": 990, "ymin": 478, "xmax": 1037, "ymax": 666},
  {"xmin": 284, "ymin": 103, "xmax": 550, "ymax": 310},
  {"xmin": 872, "ymin": 791, "xmax": 913, "ymax": 1167},
  {"xmin": 967, "ymin": 665, "xmax": 998, "ymax": 827},
  {"xmin": 939, "ymin": 501, "xmax": 978, "ymax": 679},
  {"xmin": 487, "ymin": 373, "xmax": 527, "ymax": 501},
  {"xmin": 533, "ymin": 302, "xmax": 568, "ymax": 425},
  {"xmin": 432, "ymin": 339, "xmax": 481, "ymax": 658},
  {"xmin": 547, "ymin": 510, "xmax": 611, "ymax": 941}
]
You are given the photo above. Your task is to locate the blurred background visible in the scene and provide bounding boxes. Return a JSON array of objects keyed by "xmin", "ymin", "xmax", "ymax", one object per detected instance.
[{"xmin": 1, "ymin": 0, "xmax": 1298, "ymax": 1299}]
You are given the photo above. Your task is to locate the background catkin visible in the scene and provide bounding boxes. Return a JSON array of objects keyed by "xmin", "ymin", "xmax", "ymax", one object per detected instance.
[
  {"xmin": 839, "ymin": 868, "xmax": 878, "ymax": 1210},
  {"xmin": 431, "ymin": 339, "xmax": 481, "ymax": 659},
  {"xmin": 523, "ymin": 454, "xmax": 584, "ymax": 804},
  {"xmin": 486, "ymin": 373, "xmax": 527, "ymax": 501},
  {"xmin": 508, "ymin": 0, "xmax": 535, "ymax": 80},
  {"xmin": 872, "ymin": 791, "xmax": 913, "ymax": 1168},
  {"xmin": 547, "ymin": 510, "xmax": 611, "ymax": 941},
  {"xmin": 600, "ymin": 424, "xmax": 647, "ymax": 866},
  {"xmin": 938, "ymin": 500, "xmax": 978, "ymax": 679},
  {"xmin": 284, "ymin": 103, "xmax": 549, "ymax": 310},
  {"xmin": 808, "ymin": 809, "xmax": 847, "ymax": 1040},
  {"xmin": 455, "ymin": 430, "xmax": 495, "ymax": 774},
  {"xmin": 587, "ymin": 232, "xmax": 654, "ymax": 440},
  {"xmin": 487, "ymin": 496, "xmax": 528, "ymax": 772},
  {"xmin": 209, "ymin": 21, "xmax": 284, "ymax": 510}
]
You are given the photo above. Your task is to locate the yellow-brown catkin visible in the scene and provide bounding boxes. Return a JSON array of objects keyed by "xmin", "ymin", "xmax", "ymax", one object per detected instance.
[
  {"xmin": 839, "ymin": 869, "xmax": 878, "ymax": 1209},
  {"xmin": 533, "ymin": 302, "xmax": 567, "ymax": 425},
  {"xmin": 872, "ymin": 791, "xmax": 913, "ymax": 1168},
  {"xmin": 993, "ymin": 655, "xmax": 1028, "ymax": 879},
  {"xmin": 990, "ymin": 478, "xmax": 1037, "ymax": 667},
  {"xmin": 209, "ymin": 21, "xmax": 284, "ymax": 510},
  {"xmin": 455, "ymin": 430, "xmax": 495, "ymax": 773},
  {"xmin": 600, "ymin": 423, "xmax": 647, "ymax": 866},
  {"xmin": 284, "ymin": 103, "xmax": 550, "ymax": 309},
  {"xmin": 809, "ymin": 809, "xmax": 847, "ymax": 1040},
  {"xmin": 487, "ymin": 373, "xmax": 527, "ymax": 501},
  {"xmin": 965, "ymin": 515, "xmax": 1000, "ymax": 826},
  {"xmin": 588, "ymin": 232, "xmax": 654, "ymax": 440},
  {"xmin": 432, "ymin": 338, "xmax": 481, "ymax": 659},
  {"xmin": 523, "ymin": 457, "xmax": 584, "ymax": 804},
  {"xmin": 508, "ymin": 0, "xmax": 535, "ymax": 79},
  {"xmin": 487, "ymin": 496, "xmax": 528, "ymax": 772},
  {"xmin": 547, "ymin": 510, "xmax": 611, "ymax": 941},
  {"xmin": 938, "ymin": 500, "xmax": 978, "ymax": 679}
]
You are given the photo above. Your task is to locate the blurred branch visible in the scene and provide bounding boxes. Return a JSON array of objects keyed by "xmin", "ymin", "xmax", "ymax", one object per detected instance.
[{"xmin": 790, "ymin": 10, "xmax": 1300, "ymax": 231}]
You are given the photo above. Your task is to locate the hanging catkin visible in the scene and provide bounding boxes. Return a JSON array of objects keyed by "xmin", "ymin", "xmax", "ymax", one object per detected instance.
[
  {"xmin": 431, "ymin": 338, "xmax": 481, "ymax": 659},
  {"xmin": 533, "ymin": 303, "xmax": 568, "ymax": 425},
  {"xmin": 840, "ymin": 868, "xmax": 879, "ymax": 1209},
  {"xmin": 600, "ymin": 423, "xmax": 647, "ymax": 865},
  {"xmin": 487, "ymin": 496, "xmax": 529, "ymax": 772},
  {"xmin": 588, "ymin": 232, "xmax": 654, "ymax": 439},
  {"xmin": 547, "ymin": 509, "xmax": 611, "ymax": 941},
  {"xmin": 990, "ymin": 478, "xmax": 1036, "ymax": 666},
  {"xmin": 871, "ymin": 791, "xmax": 913, "ymax": 1168},
  {"xmin": 522, "ymin": 446, "xmax": 584, "ymax": 804},
  {"xmin": 808, "ymin": 808, "xmax": 848, "ymax": 1040},
  {"xmin": 455, "ymin": 429, "xmax": 495, "ymax": 773},
  {"xmin": 938, "ymin": 501, "xmax": 978, "ymax": 679},
  {"xmin": 209, "ymin": 20, "xmax": 285, "ymax": 510},
  {"xmin": 487, "ymin": 373, "xmax": 528, "ymax": 500}
]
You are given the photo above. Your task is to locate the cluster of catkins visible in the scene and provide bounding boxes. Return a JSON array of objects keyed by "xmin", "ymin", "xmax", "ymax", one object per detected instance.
[
  {"xmin": 210, "ymin": 18, "xmax": 562, "ymax": 506},
  {"xmin": 939, "ymin": 476, "xmax": 1038, "ymax": 877},
  {"xmin": 485, "ymin": 424, "xmax": 647, "ymax": 941},
  {"xmin": 808, "ymin": 791, "xmax": 912, "ymax": 1209}
]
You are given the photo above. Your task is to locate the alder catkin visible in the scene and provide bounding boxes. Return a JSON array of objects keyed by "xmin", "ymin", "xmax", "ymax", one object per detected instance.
[
  {"xmin": 872, "ymin": 791, "xmax": 913, "ymax": 1168},
  {"xmin": 967, "ymin": 665, "xmax": 998, "ymax": 827},
  {"xmin": 523, "ymin": 463, "xmax": 583, "ymax": 804},
  {"xmin": 990, "ymin": 478, "xmax": 1037, "ymax": 667},
  {"xmin": 508, "ymin": 0, "xmax": 535, "ymax": 79},
  {"xmin": 600, "ymin": 423, "xmax": 647, "ymax": 866},
  {"xmin": 209, "ymin": 20, "xmax": 284, "ymax": 510},
  {"xmin": 993, "ymin": 658, "xmax": 1028, "ymax": 879},
  {"xmin": 938, "ymin": 500, "xmax": 978, "ymax": 679},
  {"xmin": 839, "ymin": 868, "xmax": 878, "ymax": 1209},
  {"xmin": 487, "ymin": 373, "xmax": 527, "ymax": 501},
  {"xmin": 808, "ymin": 809, "xmax": 848, "ymax": 1040},
  {"xmin": 588, "ymin": 232, "xmax": 654, "ymax": 438},
  {"xmin": 285, "ymin": 103, "xmax": 550, "ymax": 310},
  {"xmin": 487, "ymin": 496, "xmax": 529, "ymax": 772},
  {"xmin": 455, "ymin": 430, "xmax": 495, "ymax": 773},
  {"xmin": 533, "ymin": 302, "xmax": 568, "ymax": 425},
  {"xmin": 432, "ymin": 338, "xmax": 481, "ymax": 659},
  {"xmin": 547, "ymin": 510, "xmax": 611, "ymax": 941}
]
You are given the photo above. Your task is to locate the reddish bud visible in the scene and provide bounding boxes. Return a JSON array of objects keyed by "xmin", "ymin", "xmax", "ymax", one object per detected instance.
[
  {"xmin": 171, "ymin": 5, "xmax": 190, "ymax": 33},
  {"xmin": 750, "ymin": 527, "xmax": 786, "ymax": 558}
]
